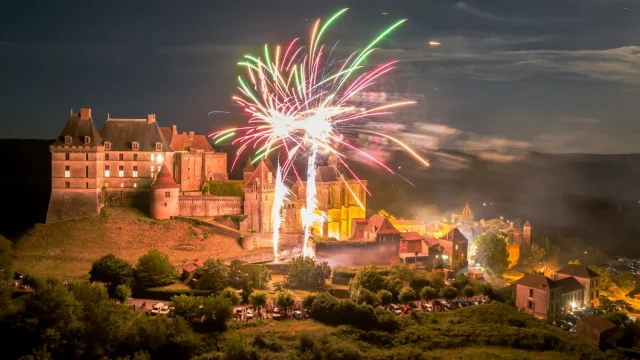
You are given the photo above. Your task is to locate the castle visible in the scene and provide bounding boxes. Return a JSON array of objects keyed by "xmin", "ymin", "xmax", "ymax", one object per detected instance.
[{"xmin": 47, "ymin": 108, "xmax": 366, "ymax": 241}]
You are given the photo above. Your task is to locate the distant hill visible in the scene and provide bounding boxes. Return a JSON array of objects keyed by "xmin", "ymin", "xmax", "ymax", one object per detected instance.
[{"xmin": 2, "ymin": 139, "xmax": 639, "ymax": 257}]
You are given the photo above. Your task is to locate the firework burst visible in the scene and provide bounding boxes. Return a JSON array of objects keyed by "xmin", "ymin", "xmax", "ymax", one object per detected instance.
[{"xmin": 211, "ymin": 8, "xmax": 429, "ymax": 257}]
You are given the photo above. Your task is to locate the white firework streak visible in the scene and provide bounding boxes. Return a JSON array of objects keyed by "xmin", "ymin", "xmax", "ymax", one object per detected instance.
[
  {"xmin": 271, "ymin": 163, "xmax": 290, "ymax": 263},
  {"xmin": 301, "ymin": 145, "xmax": 325, "ymax": 257}
]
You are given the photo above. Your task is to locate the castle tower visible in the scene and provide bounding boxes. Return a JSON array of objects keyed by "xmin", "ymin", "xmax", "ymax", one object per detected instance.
[
  {"xmin": 242, "ymin": 159, "xmax": 275, "ymax": 232},
  {"xmin": 46, "ymin": 108, "xmax": 105, "ymax": 223},
  {"xmin": 523, "ymin": 221, "xmax": 532, "ymax": 245},
  {"xmin": 243, "ymin": 157, "xmax": 255, "ymax": 182},
  {"xmin": 150, "ymin": 164, "xmax": 179, "ymax": 219}
]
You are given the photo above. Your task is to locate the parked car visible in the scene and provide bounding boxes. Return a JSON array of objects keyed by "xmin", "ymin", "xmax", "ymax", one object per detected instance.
[
  {"xmin": 399, "ymin": 305, "xmax": 411, "ymax": 314},
  {"xmin": 471, "ymin": 300, "xmax": 481, "ymax": 305},
  {"xmin": 562, "ymin": 314, "xmax": 578, "ymax": 325},
  {"xmin": 615, "ymin": 299, "xmax": 631, "ymax": 306},
  {"xmin": 569, "ymin": 325, "xmax": 577, "ymax": 333},
  {"xmin": 553, "ymin": 319, "xmax": 567, "ymax": 327},
  {"xmin": 458, "ymin": 300, "xmax": 470, "ymax": 307},
  {"xmin": 389, "ymin": 304, "xmax": 403, "ymax": 315},
  {"xmin": 423, "ymin": 303, "xmax": 434, "ymax": 312},
  {"xmin": 272, "ymin": 308, "xmax": 282, "ymax": 320},
  {"xmin": 573, "ymin": 310, "xmax": 586, "ymax": 318},
  {"xmin": 292, "ymin": 310, "xmax": 304, "ymax": 320},
  {"xmin": 151, "ymin": 303, "xmax": 166, "ymax": 316},
  {"xmin": 246, "ymin": 310, "xmax": 254, "ymax": 320}
]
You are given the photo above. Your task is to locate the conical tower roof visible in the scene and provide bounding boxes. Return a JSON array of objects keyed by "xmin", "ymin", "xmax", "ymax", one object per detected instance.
[
  {"xmin": 151, "ymin": 164, "xmax": 179, "ymax": 189},
  {"xmin": 243, "ymin": 157, "xmax": 255, "ymax": 172}
]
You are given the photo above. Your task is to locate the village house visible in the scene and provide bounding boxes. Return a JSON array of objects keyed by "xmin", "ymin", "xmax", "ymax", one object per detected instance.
[
  {"xmin": 396, "ymin": 228, "xmax": 469, "ymax": 270},
  {"xmin": 553, "ymin": 264, "xmax": 601, "ymax": 307},
  {"xmin": 576, "ymin": 316, "xmax": 623, "ymax": 351}
]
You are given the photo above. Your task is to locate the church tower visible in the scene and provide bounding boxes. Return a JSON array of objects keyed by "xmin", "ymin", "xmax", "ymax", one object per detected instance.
[
  {"xmin": 243, "ymin": 157, "xmax": 255, "ymax": 181},
  {"xmin": 523, "ymin": 221, "xmax": 532, "ymax": 245}
]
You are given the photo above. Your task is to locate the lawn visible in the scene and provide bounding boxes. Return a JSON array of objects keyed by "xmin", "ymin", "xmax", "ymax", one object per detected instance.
[{"xmin": 13, "ymin": 207, "xmax": 270, "ymax": 278}]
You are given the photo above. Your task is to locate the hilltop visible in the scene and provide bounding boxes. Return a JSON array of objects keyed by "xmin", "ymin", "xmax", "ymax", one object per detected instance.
[{"xmin": 13, "ymin": 207, "xmax": 266, "ymax": 278}]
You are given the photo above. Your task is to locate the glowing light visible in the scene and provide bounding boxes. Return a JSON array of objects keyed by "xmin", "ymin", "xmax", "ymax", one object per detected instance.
[
  {"xmin": 271, "ymin": 163, "xmax": 290, "ymax": 263},
  {"xmin": 429, "ymin": 40, "xmax": 441, "ymax": 46},
  {"xmin": 156, "ymin": 154, "xmax": 164, "ymax": 164}
]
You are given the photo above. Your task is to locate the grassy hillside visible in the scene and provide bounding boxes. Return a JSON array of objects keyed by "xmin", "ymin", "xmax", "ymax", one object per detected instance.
[{"xmin": 13, "ymin": 207, "xmax": 268, "ymax": 278}]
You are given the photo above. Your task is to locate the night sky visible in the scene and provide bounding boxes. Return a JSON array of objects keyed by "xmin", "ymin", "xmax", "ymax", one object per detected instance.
[{"xmin": 2, "ymin": 0, "xmax": 640, "ymax": 153}]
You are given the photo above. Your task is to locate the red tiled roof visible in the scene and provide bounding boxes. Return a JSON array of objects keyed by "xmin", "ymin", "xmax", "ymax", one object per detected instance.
[
  {"xmin": 151, "ymin": 164, "xmax": 179, "ymax": 189},
  {"xmin": 438, "ymin": 228, "xmax": 469, "ymax": 243},
  {"xmin": 170, "ymin": 132, "xmax": 214, "ymax": 152},
  {"xmin": 376, "ymin": 218, "xmax": 401, "ymax": 235},
  {"xmin": 243, "ymin": 160, "xmax": 274, "ymax": 188},
  {"xmin": 422, "ymin": 236, "xmax": 439, "ymax": 247},
  {"xmin": 556, "ymin": 264, "xmax": 600, "ymax": 279},
  {"xmin": 401, "ymin": 232, "xmax": 424, "ymax": 241}
]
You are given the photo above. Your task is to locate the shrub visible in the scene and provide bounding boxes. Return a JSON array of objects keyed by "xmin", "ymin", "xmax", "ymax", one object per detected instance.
[
  {"xmin": 114, "ymin": 284, "xmax": 132, "ymax": 304},
  {"xmin": 275, "ymin": 291, "xmax": 295, "ymax": 310},
  {"xmin": 377, "ymin": 290, "xmax": 393, "ymax": 306},
  {"xmin": 90, "ymin": 254, "xmax": 134, "ymax": 287},
  {"xmin": 204, "ymin": 181, "xmax": 245, "ymax": 198},
  {"xmin": 463, "ymin": 285, "xmax": 475, "ymax": 298},
  {"xmin": 419, "ymin": 286, "xmax": 438, "ymax": 301},
  {"xmin": 220, "ymin": 287, "xmax": 242, "ymax": 306},
  {"xmin": 302, "ymin": 294, "xmax": 316, "ymax": 309},
  {"xmin": 350, "ymin": 287, "xmax": 379, "ymax": 306},
  {"xmin": 249, "ymin": 291, "xmax": 268, "ymax": 309},
  {"xmin": 135, "ymin": 250, "xmax": 177, "ymax": 288},
  {"xmin": 349, "ymin": 265, "xmax": 385, "ymax": 293},
  {"xmin": 398, "ymin": 286, "xmax": 417, "ymax": 303},
  {"xmin": 440, "ymin": 286, "xmax": 457, "ymax": 300},
  {"xmin": 409, "ymin": 277, "xmax": 430, "ymax": 292},
  {"xmin": 287, "ymin": 256, "xmax": 331, "ymax": 289}
]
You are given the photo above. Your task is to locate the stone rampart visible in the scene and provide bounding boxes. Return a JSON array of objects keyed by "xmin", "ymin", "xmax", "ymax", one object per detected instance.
[
  {"xmin": 46, "ymin": 189, "xmax": 102, "ymax": 223},
  {"xmin": 178, "ymin": 195, "xmax": 242, "ymax": 217}
]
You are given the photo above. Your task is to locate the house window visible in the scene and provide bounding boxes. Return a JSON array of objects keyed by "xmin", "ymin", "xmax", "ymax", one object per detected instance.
[
  {"xmin": 105, "ymin": 153, "xmax": 110, "ymax": 161},
  {"xmin": 133, "ymin": 166, "xmax": 138, "ymax": 177},
  {"xmin": 151, "ymin": 154, "xmax": 155, "ymax": 162},
  {"xmin": 134, "ymin": 183, "xmax": 137, "ymax": 188},
  {"xmin": 529, "ymin": 288, "xmax": 534, "ymax": 297},
  {"xmin": 119, "ymin": 153, "xmax": 124, "ymax": 161},
  {"xmin": 132, "ymin": 142, "xmax": 139, "ymax": 151},
  {"xmin": 64, "ymin": 136, "xmax": 72, "ymax": 145},
  {"xmin": 155, "ymin": 142, "xmax": 162, "ymax": 151},
  {"xmin": 105, "ymin": 183, "xmax": 108, "ymax": 188},
  {"xmin": 150, "ymin": 166, "xmax": 155, "ymax": 177},
  {"xmin": 64, "ymin": 166, "xmax": 70, "ymax": 178},
  {"xmin": 527, "ymin": 300, "xmax": 535, "ymax": 310},
  {"xmin": 165, "ymin": 191, "xmax": 171, "ymax": 198},
  {"xmin": 455, "ymin": 244, "xmax": 459, "ymax": 250},
  {"xmin": 85, "ymin": 166, "xmax": 89, "ymax": 178},
  {"xmin": 65, "ymin": 182, "xmax": 70, "ymax": 188},
  {"xmin": 133, "ymin": 154, "xmax": 138, "ymax": 161},
  {"xmin": 118, "ymin": 166, "xmax": 124, "ymax": 177},
  {"xmin": 104, "ymin": 142, "xmax": 111, "ymax": 150},
  {"xmin": 104, "ymin": 165, "xmax": 110, "ymax": 177},
  {"xmin": 84, "ymin": 136, "xmax": 90, "ymax": 144}
]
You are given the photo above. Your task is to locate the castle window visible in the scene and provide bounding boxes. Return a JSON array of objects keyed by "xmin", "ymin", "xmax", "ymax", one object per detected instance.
[
  {"xmin": 133, "ymin": 166, "xmax": 138, "ymax": 177},
  {"xmin": 155, "ymin": 142, "xmax": 162, "ymax": 151},
  {"xmin": 65, "ymin": 153, "xmax": 70, "ymax": 161},
  {"xmin": 120, "ymin": 183, "xmax": 124, "ymax": 188},
  {"xmin": 132, "ymin": 142, "xmax": 139, "ymax": 151},
  {"xmin": 151, "ymin": 154, "xmax": 155, "ymax": 162},
  {"xmin": 134, "ymin": 183, "xmax": 137, "ymax": 188},
  {"xmin": 84, "ymin": 136, "xmax": 90, "ymax": 145},
  {"xmin": 65, "ymin": 166, "xmax": 70, "ymax": 178},
  {"xmin": 105, "ymin": 183, "xmax": 108, "ymax": 188},
  {"xmin": 165, "ymin": 191, "xmax": 171, "ymax": 198},
  {"xmin": 118, "ymin": 166, "xmax": 124, "ymax": 177},
  {"xmin": 104, "ymin": 142, "xmax": 111, "ymax": 150},
  {"xmin": 133, "ymin": 154, "xmax": 138, "ymax": 161},
  {"xmin": 119, "ymin": 153, "xmax": 124, "ymax": 161},
  {"xmin": 104, "ymin": 165, "xmax": 110, "ymax": 177},
  {"xmin": 65, "ymin": 182, "xmax": 70, "ymax": 188},
  {"xmin": 86, "ymin": 182, "xmax": 89, "ymax": 189},
  {"xmin": 455, "ymin": 244, "xmax": 459, "ymax": 250},
  {"xmin": 85, "ymin": 166, "xmax": 89, "ymax": 178},
  {"xmin": 150, "ymin": 166, "xmax": 155, "ymax": 177},
  {"xmin": 64, "ymin": 136, "xmax": 72, "ymax": 145},
  {"xmin": 85, "ymin": 153, "xmax": 89, "ymax": 160},
  {"xmin": 105, "ymin": 153, "xmax": 109, "ymax": 161}
]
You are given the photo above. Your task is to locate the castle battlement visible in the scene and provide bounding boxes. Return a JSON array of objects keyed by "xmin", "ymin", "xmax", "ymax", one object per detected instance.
[{"xmin": 178, "ymin": 195, "xmax": 241, "ymax": 204}]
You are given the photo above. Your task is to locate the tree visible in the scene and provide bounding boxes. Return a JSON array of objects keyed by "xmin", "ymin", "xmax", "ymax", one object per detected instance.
[
  {"xmin": 198, "ymin": 258, "xmax": 230, "ymax": 293},
  {"xmin": 398, "ymin": 286, "xmax": 416, "ymax": 303},
  {"xmin": 287, "ymin": 256, "xmax": 331, "ymax": 289},
  {"xmin": 220, "ymin": 287, "xmax": 242, "ymax": 306},
  {"xmin": 390, "ymin": 263, "xmax": 414, "ymax": 283},
  {"xmin": 229, "ymin": 260, "xmax": 271, "ymax": 292},
  {"xmin": 440, "ymin": 286, "xmax": 457, "ymax": 300},
  {"xmin": 0, "ymin": 235, "xmax": 13, "ymax": 281},
  {"xmin": 383, "ymin": 276, "xmax": 404, "ymax": 300},
  {"xmin": 200, "ymin": 295, "xmax": 233, "ymax": 331},
  {"xmin": 249, "ymin": 292, "xmax": 268, "ymax": 309},
  {"xmin": 275, "ymin": 291, "xmax": 295, "ymax": 312},
  {"xmin": 350, "ymin": 287, "xmax": 378, "ymax": 306},
  {"xmin": 302, "ymin": 294, "xmax": 316, "ymax": 309},
  {"xmin": 348, "ymin": 265, "xmax": 385, "ymax": 293},
  {"xmin": 420, "ymin": 286, "xmax": 437, "ymax": 301},
  {"xmin": 463, "ymin": 285, "xmax": 475, "ymax": 299},
  {"xmin": 170, "ymin": 294, "xmax": 203, "ymax": 324},
  {"xmin": 451, "ymin": 273, "xmax": 469, "ymax": 291},
  {"xmin": 474, "ymin": 229, "xmax": 510, "ymax": 277},
  {"xmin": 114, "ymin": 284, "xmax": 132, "ymax": 304},
  {"xmin": 134, "ymin": 250, "xmax": 177, "ymax": 288},
  {"xmin": 89, "ymin": 254, "xmax": 134, "ymax": 287},
  {"xmin": 426, "ymin": 270, "xmax": 446, "ymax": 289},
  {"xmin": 409, "ymin": 277, "xmax": 430, "ymax": 292},
  {"xmin": 529, "ymin": 243, "xmax": 546, "ymax": 270},
  {"xmin": 377, "ymin": 290, "xmax": 393, "ymax": 306},
  {"xmin": 68, "ymin": 281, "xmax": 109, "ymax": 306}
]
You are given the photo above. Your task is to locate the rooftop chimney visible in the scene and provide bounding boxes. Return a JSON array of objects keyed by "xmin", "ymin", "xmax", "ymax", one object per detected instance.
[
  {"xmin": 147, "ymin": 114, "xmax": 156, "ymax": 123},
  {"xmin": 509, "ymin": 221, "xmax": 514, "ymax": 228},
  {"xmin": 80, "ymin": 108, "xmax": 91, "ymax": 120},
  {"xmin": 172, "ymin": 125, "xmax": 178, "ymax": 134},
  {"xmin": 188, "ymin": 131, "xmax": 194, "ymax": 140}
]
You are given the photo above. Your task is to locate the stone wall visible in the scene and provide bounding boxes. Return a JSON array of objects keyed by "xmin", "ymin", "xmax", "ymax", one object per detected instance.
[
  {"xmin": 240, "ymin": 233, "xmax": 302, "ymax": 251},
  {"xmin": 173, "ymin": 216, "xmax": 243, "ymax": 239},
  {"xmin": 315, "ymin": 240, "xmax": 399, "ymax": 267},
  {"xmin": 46, "ymin": 189, "xmax": 102, "ymax": 223},
  {"xmin": 178, "ymin": 195, "xmax": 242, "ymax": 217}
]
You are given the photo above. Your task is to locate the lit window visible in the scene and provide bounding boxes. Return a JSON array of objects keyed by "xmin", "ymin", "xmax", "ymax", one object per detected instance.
[
  {"xmin": 165, "ymin": 191, "xmax": 170, "ymax": 198},
  {"xmin": 133, "ymin": 166, "xmax": 138, "ymax": 177},
  {"xmin": 455, "ymin": 244, "xmax": 459, "ymax": 250},
  {"xmin": 119, "ymin": 154, "xmax": 123, "ymax": 161},
  {"xmin": 120, "ymin": 183, "xmax": 124, "ymax": 188},
  {"xmin": 105, "ymin": 153, "xmax": 110, "ymax": 161},
  {"xmin": 150, "ymin": 166, "xmax": 155, "ymax": 177},
  {"xmin": 64, "ymin": 166, "xmax": 70, "ymax": 178},
  {"xmin": 104, "ymin": 165, "xmax": 110, "ymax": 177},
  {"xmin": 151, "ymin": 154, "xmax": 155, "ymax": 162},
  {"xmin": 118, "ymin": 166, "xmax": 124, "ymax": 177},
  {"xmin": 105, "ymin": 182, "xmax": 108, "ymax": 188},
  {"xmin": 155, "ymin": 142, "xmax": 162, "ymax": 151},
  {"xmin": 134, "ymin": 183, "xmax": 137, "ymax": 188},
  {"xmin": 132, "ymin": 142, "xmax": 139, "ymax": 151},
  {"xmin": 104, "ymin": 142, "xmax": 111, "ymax": 150},
  {"xmin": 133, "ymin": 154, "xmax": 138, "ymax": 161},
  {"xmin": 64, "ymin": 136, "xmax": 72, "ymax": 145},
  {"xmin": 84, "ymin": 136, "xmax": 90, "ymax": 144},
  {"xmin": 65, "ymin": 182, "xmax": 70, "ymax": 188},
  {"xmin": 65, "ymin": 153, "xmax": 70, "ymax": 161}
]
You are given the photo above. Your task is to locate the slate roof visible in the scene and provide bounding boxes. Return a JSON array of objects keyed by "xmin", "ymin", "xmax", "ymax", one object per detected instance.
[
  {"xmin": 375, "ymin": 218, "xmax": 401, "ymax": 235},
  {"xmin": 555, "ymin": 276, "xmax": 585, "ymax": 294},
  {"xmin": 151, "ymin": 164, "xmax": 179, "ymax": 189},
  {"xmin": 438, "ymin": 228, "xmax": 469, "ymax": 243},
  {"xmin": 159, "ymin": 127, "xmax": 174, "ymax": 145},
  {"xmin": 53, "ymin": 113, "xmax": 103, "ymax": 147},
  {"xmin": 515, "ymin": 273, "xmax": 557, "ymax": 290},
  {"xmin": 580, "ymin": 316, "xmax": 618, "ymax": 333},
  {"xmin": 243, "ymin": 157, "xmax": 255, "ymax": 172},
  {"xmin": 100, "ymin": 118, "xmax": 172, "ymax": 152},
  {"xmin": 556, "ymin": 264, "xmax": 600, "ymax": 279},
  {"xmin": 243, "ymin": 160, "xmax": 274, "ymax": 188},
  {"xmin": 169, "ymin": 132, "xmax": 214, "ymax": 152}
]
